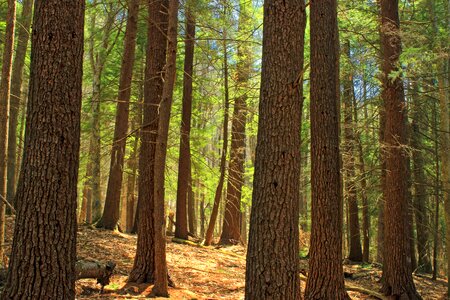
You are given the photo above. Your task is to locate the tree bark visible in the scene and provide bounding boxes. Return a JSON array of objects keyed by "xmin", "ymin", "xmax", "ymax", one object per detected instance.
[
  {"xmin": 0, "ymin": 0, "xmax": 15, "ymax": 264},
  {"xmin": 219, "ymin": 0, "xmax": 250, "ymax": 246},
  {"xmin": 342, "ymin": 40, "xmax": 363, "ymax": 262},
  {"xmin": 305, "ymin": 0, "xmax": 349, "ymax": 299},
  {"xmin": 244, "ymin": 0, "xmax": 305, "ymax": 299},
  {"xmin": 151, "ymin": 0, "xmax": 179, "ymax": 295},
  {"xmin": 6, "ymin": 0, "xmax": 33, "ymax": 209},
  {"xmin": 128, "ymin": 0, "xmax": 168, "ymax": 284},
  {"xmin": 379, "ymin": 0, "xmax": 421, "ymax": 298},
  {"xmin": 204, "ymin": 16, "xmax": 230, "ymax": 246},
  {"xmin": 97, "ymin": 0, "xmax": 140, "ymax": 230},
  {"xmin": 1, "ymin": 0, "xmax": 84, "ymax": 298},
  {"xmin": 175, "ymin": 8, "xmax": 196, "ymax": 240},
  {"xmin": 411, "ymin": 82, "xmax": 432, "ymax": 273}
]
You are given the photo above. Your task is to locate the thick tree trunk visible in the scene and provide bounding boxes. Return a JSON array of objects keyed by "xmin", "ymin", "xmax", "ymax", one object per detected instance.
[
  {"xmin": 1, "ymin": 0, "xmax": 84, "ymax": 298},
  {"xmin": 377, "ymin": 102, "xmax": 386, "ymax": 264},
  {"xmin": 204, "ymin": 23, "xmax": 230, "ymax": 247},
  {"xmin": 219, "ymin": 0, "xmax": 250, "ymax": 246},
  {"xmin": 128, "ymin": 0, "xmax": 168, "ymax": 284},
  {"xmin": 245, "ymin": 1, "xmax": 305, "ymax": 299},
  {"xmin": 6, "ymin": 0, "xmax": 33, "ymax": 209},
  {"xmin": 342, "ymin": 40, "xmax": 363, "ymax": 262},
  {"xmin": 305, "ymin": 0, "xmax": 349, "ymax": 299},
  {"xmin": 175, "ymin": 8, "xmax": 195, "ymax": 240},
  {"xmin": 151, "ymin": 0, "xmax": 179, "ymax": 296},
  {"xmin": 379, "ymin": 1, "xmax": 421, "ymax": 298},
  {"xmin": 97, "ymin": 0, "xmax": 140, "ymax": 230},
  {"xmin": 0, "ymin": 0, "xmax": 15, "ymax": 264}
]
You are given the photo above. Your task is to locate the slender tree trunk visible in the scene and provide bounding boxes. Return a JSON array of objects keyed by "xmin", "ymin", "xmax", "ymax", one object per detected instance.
[
  {"xmin": 305, "ymin": 0, "xmax": 349, "ymax": 299},
  {"xmin": 342, "ymin": 40, "xmax": 363, "ymax": 262},
  {"xmin": 0, "ymin": 0, "xmax": 15, "ymax": 264},
  {"xmin": 97, "ymin": 0, "xmax": 140, "ymax": 230},
  {"xmin": 188, "ymin": 154, "xmax": 197, "ymax": 235},
  {"xmin": 1, "ymin": 0, "xmax": 84, "ymax": 297},
  {"xmin": 6, "ymin": 0, "xmax": 33, "ymax": 209},
  {"xmin": 411, "ymin": 82, "xmax": 432, "ymax": 273},
  {"xmin": 219, "ymin": 0, "xmax": 251, "ymax": 246},
  {"xmin": 128, "ymin": 0, "xmax": 168, "ymax": 284},
  {"xmin": 353, "ymin": 80, "xmax": 370, "ymax": 262},
  {"xmin": 151, "ymin": 0, "xmax": 179, "ymax": 295},
  {"xmin": 379, "ymin": 1, "xmax": 421, "ymax": 298},
  {"xmin": 432, "ymin": 99, "xmax": 440, "ymax": 280},
  {"xmin": 204, "ymin": 19, "xmax": 230, "ymax": 246},
  {"xmin": 245, "ymin": 0, "xmax": 305, "ymax": 299},
  {"xmin": 175, "ymin": 8, "xmax": 195, "ymax": 240}
]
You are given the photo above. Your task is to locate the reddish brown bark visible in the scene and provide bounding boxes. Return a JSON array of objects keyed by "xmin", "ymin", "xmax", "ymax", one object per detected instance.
[
  {"xmin": 379, "ymin": 0, "xmax": 421, "ymax": 298},
  {"xmin": 128, "ymin": 0, "xmax": 168, "ymax": 284},
  {"xmin": 305, "ymin": 0, "xmax": 349, "ymax": 299},
  {"xmin": 1, "ymin": 0, "xmax": 84, "ymax": 297},
  {"xmin": 151, "ymin": 0, "xmax": 179, "ymax": 295},
  {"xmin": 97, "ymin": 0, "xmax": 140, "ymax": 230},
  {"xmin": 175, "ymin": 8, "xmax": 195, "ymax": 240},
  {"xmin": 244, "ymin": 0, "xmax": 305, "ymax": 298},
  {"xmin": 219, "ymin": 0, "xmax": 250, "ymax": 246}
]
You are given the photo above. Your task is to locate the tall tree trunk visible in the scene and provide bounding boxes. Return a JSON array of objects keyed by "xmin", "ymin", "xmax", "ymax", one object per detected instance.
[
  {"xmin": 411, "ymin": 82, "xmax": 432, "ymax": 273},
  {"xmin": 219, "ymin": 0, "xmax": 251, "ymax": 245},
  {"xmin": 188, "ymin": 154, "xmax": 197, "ymax": 235},
  {"xmin": 175, "ymin": 7, "xmax": 195, "ymax": 240},
  {"xmin": 379, "ymin": 0, "xmax": 421, "ymax": 298},
  {"xmin": 6, "ymin": 0, "xmax": 33, "ymax": 209},
  {"xmin": 342, "ymin": 40, "xmax": 363, "ymax": 262},
  {"xmin": 128, "ymin": 0, "xmax": 168, "ymax": 284},
  {"xmin": 305, "ymin": 0, "xmax": 349, "ymax": 299},
  {"xmin": 0, "ymin": 0, "xmax": 15, "ymax": 264},
  {"xmin": 432, "ymin": 98, "xmax": 440, "ymax": 280},
  {"xmin": 245, "ymin": 0, "xmax": 305, "ymax": 299},
  {"xmin": 353, "ymin": 79, "xmax": 370, "ymax": 262},
  {"xmin": 204, "ymin": 17, "xmax": 230, "ymax": 246},
  {"xmin": 1, "ymin": 0, "xmax": 84, "ymax": 297},
  {"xmin": 97, "ymin": 0, "xmax": 140, "ymax": 230},
  {"xmin": 151, "ymin": 0, "xmax": 179, "ymax": 295},
  {"xmin": 377, "ymin": 101, "xmax": 386, "ymax": 264}
]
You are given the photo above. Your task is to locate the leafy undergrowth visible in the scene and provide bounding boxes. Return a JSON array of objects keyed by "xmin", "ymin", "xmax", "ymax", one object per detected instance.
[{"xmin": 2, "ymin": 217, "xmax": 449, "ymax": 299}]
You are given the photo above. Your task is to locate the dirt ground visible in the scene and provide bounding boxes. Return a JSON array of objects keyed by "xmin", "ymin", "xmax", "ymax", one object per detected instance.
[{"xmin": 2, "ymin": 217, "xmax": 449, "ymax": 299}]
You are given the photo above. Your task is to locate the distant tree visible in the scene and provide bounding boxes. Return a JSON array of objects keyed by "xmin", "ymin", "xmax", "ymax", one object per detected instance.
[
  {"xmin": 97, "ymin": 0, "xmax": 140, "ymax": 230},
  {"xmin": 244, "ymin": 0, "xmax": 306, "ymax": 298},
  {"xmin": 219, "ymin": 0, "xmax": 251, "ymax": 246},
  {"xmin": 128, "ymin": 0, "xmax": 168, "ymax": 284},
  {"xmin": 6, "ymin": 0, "xmax": 33, "ymax": 209},
  {"xmin": 305, "ymin": 0, "xmax": 349, "ymax": 298},
  {"xmin": 379, "ymin": 0, "xmax": 421, "ymax": 298},
  {"xmin": 0, "ymin": 0, "xmax": 15, "ymax": 264},
  {"xmin": 1, "ymin": 0, "xmax": 84, "ymax": 297}
]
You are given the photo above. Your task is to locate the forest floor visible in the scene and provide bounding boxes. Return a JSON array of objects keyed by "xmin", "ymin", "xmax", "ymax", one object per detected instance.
[{"xmin": 2, "ymin": 216, "xmax": 449, "ymax": 299}]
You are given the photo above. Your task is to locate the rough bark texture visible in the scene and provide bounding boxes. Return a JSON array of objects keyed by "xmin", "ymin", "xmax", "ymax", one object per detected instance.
[
  {"xmin": 379, "ymin": 0, "xmax": 421, "ymax": 298},
  {"xmin": 1, "ymin": 0, "xmax": 84, "ymax": 298},
  {"xmin": 128, "ymin": 0, "xmax": 168, "ymax": 284},
  {"xmin": 175, "ymin": 8, "xmax": 195, "ymax": 240},
  {"xmin": 377, "ymin": 102, "xmax": 386, "ymax": 264},
  {"xmin": 6, "ymin": 0, "xmax": 33, "ymax": 208},
  {"xmin": 97, "ymin": 0, "xmax": 139, "ymax": 230},
  {"xmin": 151, "ymin": 0, "xmax": 179, "ymax": 296},
  {"xmin": 244, "ymin": 1, "xmax": 305, "ymax": 299},
  {"xmin": 0, "ymin": 0, "xmax": 15, "ymax": 264},
  {"xmin": 305, "ymin": 0, "xmax": 349, "ymax": 299},
  {"xmin": 342, "ymin": 41, "xmax": 363, "ymax": 262},
  {"xmin": 219, "ymin": 0, "xmax": 250, "ymax": 246}
]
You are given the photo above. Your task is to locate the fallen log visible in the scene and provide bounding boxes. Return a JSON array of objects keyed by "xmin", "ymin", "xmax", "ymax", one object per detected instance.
[{"xmin": 75, "ymin": 260, "xmax": 116, "ymax": 292}]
